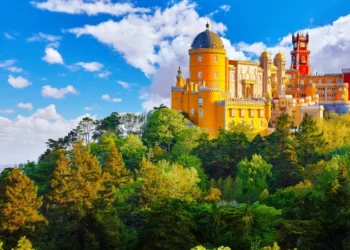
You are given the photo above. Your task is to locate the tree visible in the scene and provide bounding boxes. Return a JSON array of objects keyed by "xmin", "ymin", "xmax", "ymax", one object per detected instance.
[
  {"xmin": 268, "ymin": 114, "xmax": 301, "ymax": 190},
  {"xmin": 228, "ymin": 121, "xmax": 256, "ymax": 142},
  {"xmin": 116, "ymin": 134, "xmax": 147, "ymax": 171},
  {"xmin": 194, "ymin": 129, "xmax": 249, "ymax": 179},
  {"xmin": 235, "ymin": 155, "xmax": 272, "ymax": 203},
  {"xmin": 0, "ymin": 168, "xmax": 46, "ymax": 234},
  {"xmin": 138, "ymin": 199, "xmax": 198, "ymax": 250},
  {"xmin": 295, "ymin": 113, "xmax": 326, "ymax": 167},
  {"xmin": 93, "ymin": 112, "xmax": 121, "ymax": 140},
  {"xmin": 119, "ymin": 113, "xmax": 147, "ymax": 136},
  {"xmin": 142, "ymin": 108, "xmax": 189, "ymax": 152},
  {"xmin": 137, "ymin": 158, "xmax": 200, "ymax": 207},
  {"xmin": 101, "ymin": 143, "xmax": 132, "ymax": 202},
  {"xmin": 12, "ymin": 236, "xmax": 34, "ymax": 250}
]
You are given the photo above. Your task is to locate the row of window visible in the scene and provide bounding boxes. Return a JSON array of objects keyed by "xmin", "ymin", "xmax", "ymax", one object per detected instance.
[
  {"xmin": 319, "ymin": 94, "xmax": 337, "ymax": 98},
  {"xmin": 317, "ymin": 87, "xmax": 341, "ymax": 91},
  {"xmin": 292, "ymin": 79, "xmax": 342, "ymax": 85},
  {"xmin": 197, "ymin": 55, "xmax": 218, "ymax": 62},
  {"xmin": 231, "ymin": 109, "xmax": 264, "ymax": 118},
  {"xmin": 198, "ymin": 71, "xmax": 218, "ymax": 78}
]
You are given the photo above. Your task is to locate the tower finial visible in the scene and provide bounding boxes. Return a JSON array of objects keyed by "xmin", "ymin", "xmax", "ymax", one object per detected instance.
[
  {"xmin": 206, "ymin": 21, "xmax": 209, "ymax": 30},
  {"xmin": 177, "ymin": 66, "xmax": 182, "ymax": 77}
]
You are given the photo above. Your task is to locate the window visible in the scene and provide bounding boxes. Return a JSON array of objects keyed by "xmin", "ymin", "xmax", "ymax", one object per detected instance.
[
  {"xmin": 198, "ymin": 56, "xmax": 202, "ymax": 62},
  {"xmin": 327, "ymin": 80, "xmax": 331, "ymax": 84},
  {"xmin": 199, "ymin": 109, "xmax": 203, "ymax": 118},
  {"xmin": 300, "ymin": 80, "xmax": 304, "ymax": 85},
  {"xmin": 231, "ymin": 109, "xmax": 236, "ymax": 117},
  {"xmin": 260, "ymin": 120, "xmax": 263, "ymax": 127},
  {"xmin": 309, "ymin": 80, "xmax": 313, "ymax": 84},
  {"xmin": 337, "ymin": 79, "xmax": 343, "ymax": 84},
  {"xmin": 214, "ymin": 56, "xmax": 218, "ymax": 62},
  {"xmin": 241, "ymin": 109, "xmax": 245, "ymax": 117},
  {"xmin": 191, "ymin": 108, "xmax": 195, "ymax": 115},
  {"xmin": 214, "ymin": 72, "xmax": 218, "ymax": 78},
  {"xmin": 318, "ymin": 79, "xmax": 322, "ymax": 84},
  {"xmin": 250, "ymin": 109, "xmax": 255, "ymax": 118},
  {"xmin": 250, "ymin": 120, "xmax": 254, "ymax": 127},
  {"xmin": 198, "ymin": 97, "xmax": 203, "ymax": 107},
  {"xmin": 198, "ymin": 71, "xmax": 202, "ymax": 78},
  {"xmin": 259, "ymin": 110, "xmax": 264, "ymax": 118}
]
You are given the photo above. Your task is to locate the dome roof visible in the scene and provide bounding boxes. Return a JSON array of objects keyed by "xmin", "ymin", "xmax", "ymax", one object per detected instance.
[
  {"xmin": 261, "ymin": 51, "xmax": 270, "ymax": 57},
  {"xmin": 191, "ymin": 23, "xmax": 224, "ymax": 49},
  {"xmin": 275, "ymin": 52, "xmax": 285, "ymax": 59}
]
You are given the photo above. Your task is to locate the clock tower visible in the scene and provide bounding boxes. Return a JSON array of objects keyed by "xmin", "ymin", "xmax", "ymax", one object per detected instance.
[{"xmin": 291, "ymin": 32, "xmax": 311, "ymax": 76}]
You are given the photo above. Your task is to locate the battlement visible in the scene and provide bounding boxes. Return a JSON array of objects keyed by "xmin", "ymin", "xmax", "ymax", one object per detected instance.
[
  {"xmin": 199, "ymin": 86, "xmax": 221, "ymax": 92},
  {"xmin": 342, "ymin": 68, "xmax": 350, "ymax": 73},
  {"xmin": 300, "ymin": 105, "xmax": 324, "ymax": 110},
  {"xmin": 171, "ymin": 86, "xmax": 184, "ymax": 92},
  {"xmin": 217, "ymin": 99, "xmax": 266, "ymax": 107}
]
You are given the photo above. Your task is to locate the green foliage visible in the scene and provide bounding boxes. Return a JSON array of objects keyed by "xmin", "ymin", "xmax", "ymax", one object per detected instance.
[
  {"xmin": 142, "ymin": 108, "xmax": 189, "ymax": 151},
  {"xmin": 194, "ymin": 129, "xmax": 249, "ymax": 179},
  {"xmin": 138, "ymin": 199, "xmax": 198, "ymax": 250},
  {"xmin": 116, "ymin": 134, "xmax": 147, "ymax": 171},
  {"xmin": 228, "ymin": 121, "xmax": 256, "ymax": 141},
  {"xmin": 236, "ymin": 155, "xmax": 272, "ymax": 203}
]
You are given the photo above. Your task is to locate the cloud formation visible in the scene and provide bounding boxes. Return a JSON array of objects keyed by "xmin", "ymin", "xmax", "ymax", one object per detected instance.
[
  {"xmin": 31, "ymin": 0, "xmax": 150, "ymax": 16},
  {"xmin": 0, "ymin": 105, "xmax": 89, "ymax": 164},
  {"xmin": 75, "ymin": 61, "xmax": 104, "ymax": 72},
  {"xmin": 0, "ymin": 109, "xmax": 15, "ymax": 114},
  {"xmin": 42, "ymin": 47, "xmax": 64, "ymax": 64},
  {"xmin": 42, "ymin": 85, "xmax": 79, "ymax": 98},
  {"xmin": 27, "ymin": 32, "xmax": 61, "ymax": 48},
  {"xmin": 101, "ymin": 94, "xmax": 122, "ymax": 103},
  {"xmin": 17, "ymin": 102, "xmax": 33, "ymax": 110},
  {"xmin": 8, "ymin": 75, "xmax": 32, "ymax": 89},
  {"xmin": 98, "ymin": 70, "xmax": 111, "ymax": 79},
  {"xmin": 117, "ymin": 80, "xmax": 130, "ymax": 89},
  {"xmin": 4, "ymin": 33, "xmax": 14, "ymax": 40}
]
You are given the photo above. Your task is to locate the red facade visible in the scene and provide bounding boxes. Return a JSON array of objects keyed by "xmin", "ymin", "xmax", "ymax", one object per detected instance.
[{"xmin": 291, "ymin": 33, "xmax": 311, "ymax": 76}]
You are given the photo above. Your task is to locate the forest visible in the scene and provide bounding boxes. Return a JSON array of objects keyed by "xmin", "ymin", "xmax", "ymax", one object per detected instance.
[{"xmin": 0, "ymin": 107, "xmax": 350, "ymax": 250}]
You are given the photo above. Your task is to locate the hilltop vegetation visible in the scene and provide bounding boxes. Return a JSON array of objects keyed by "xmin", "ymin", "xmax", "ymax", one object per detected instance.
[{"xmin": 0, "ymin": 108, "xmax": 350, "ymax": 250}]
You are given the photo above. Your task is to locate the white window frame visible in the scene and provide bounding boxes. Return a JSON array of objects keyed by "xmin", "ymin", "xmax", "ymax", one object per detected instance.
[
  {"xmin": 241, "ymin": 109, "xmax": 245, "ymax": 117},
  {"xmin": 199, "ymin": 109, "xmax": 203, "ymax": 118},
  {"xmin": 198, "ymin": 71, "xmax": 202, "ymax": 78},
  {"xmin": 191, "ymin": 108, "xmax": 195, "ymax": 115},
  {"xmin": 214, "ymin": 72, "xmax": 218, "ymax": 78},
  {"xmin": 214, "ymin": 56, "xmax": 218, "ymax": 62},
  {"xmin": 198, "ymin": 97, "xmax": 203, "ymax": 107},
  {"xmin": 231, "ymin": 109, "xmax": 236, "ymax": 117},
  {"xmin": 250, "ymin": 109, "xmax": 255, "ymax": 118},
  {"xmin": 259, "ymin": 110, "xmax": 264, "ymax": 118},
  {"xmin": 198, "ymin": 56, "xmax": 202, "ymax": 62}
]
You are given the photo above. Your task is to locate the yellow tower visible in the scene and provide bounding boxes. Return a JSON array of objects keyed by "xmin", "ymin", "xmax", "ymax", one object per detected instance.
[
  {"xmin": 171, "ymin": 67, "xmax": 185, "ymax": 111},
  {"xmin": 189, "ymin": 23, "xmax": 227, "ymax": 135}
]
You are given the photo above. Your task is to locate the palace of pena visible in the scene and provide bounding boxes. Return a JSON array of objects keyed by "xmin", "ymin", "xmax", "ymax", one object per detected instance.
[{"xmin": 171, "ymin": 24, "xmax": 350, "ymax": 136}]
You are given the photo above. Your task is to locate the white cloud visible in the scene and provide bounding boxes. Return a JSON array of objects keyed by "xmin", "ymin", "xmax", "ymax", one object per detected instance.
[
  {"xmin": 17, "ymin": 102, "xmax": 33, "ymax": 110},
  {"xmin": 66, "ymin": 1, "xmax": 350, "ymax": 111},
  {"xmin": 41, "ymin": 77, "xmax": 47, "ymax": 81},
  {"xmin": 101, "ymin": 94, "xmax": 122, "ymax": 103},
  {"xmin": 0, "ymin": 59, "xmax": 16, "ymax": 68},
  {"xmin": 4, "ymin": 33, "xmax": 14, "ymax": 40},
  {"xmin": 7, "ymin": 66, "xmax": 23, "ymax": 73},
  {"xmin": 8, "ymin": 75, "xmax": 32, "ymax": 89},
  {"xmin": 0, "ymin": 109, "xmax": 15, "ymax": 114},
  {"xmin": 42, "ymin": 47, "xmax": 64, "ymax": 64},
  {"xmin": 0, "ymin": 104, "xmax": 90, "ymax": 164},
  {"xmin": 75, "ymin": 61, "xmax": 104, "ymax": 72},
  {"xmin": 42, "ymin": 85, "xmax": 79, "ymax": 99},
  {"xmin": 31, "ymin": 0, "xmax": 150, "ymax": 16},
  {"xmin": 84, "ymin": 106, "xmax": 92, "ymax": 110},
  {"xmin": 98, "ymin": 70, "xmax": 111, "ymax": 79},
  {"xmin": 27, "ymin": 32, "xmax": 61, "ymax": 48},
  {"xmin": 117, "ymin": 80, "xmax": 130, "ymax": 89},
  {"xmin": 219, "ymin": 5, "xmax": 230, "ymax": 12}
]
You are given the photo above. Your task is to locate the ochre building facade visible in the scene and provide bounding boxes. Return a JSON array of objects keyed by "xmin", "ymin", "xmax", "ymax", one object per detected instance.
[{"xmin": 171, "ymin": 24, "xmax": 347, "ymax": 136}]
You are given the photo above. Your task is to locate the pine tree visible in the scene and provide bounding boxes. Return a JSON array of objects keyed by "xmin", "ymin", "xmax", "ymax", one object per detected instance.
[
  {"xmin": 0, "ymin": 168, "xmax": 46, "ymax": 233},
  {"xmin": 295, "ymin": 113, "xmax": 326, "ymax": 167},
  {"xmin": 101, "ymin": 143, "xmax": 132, "ymax": 201}
]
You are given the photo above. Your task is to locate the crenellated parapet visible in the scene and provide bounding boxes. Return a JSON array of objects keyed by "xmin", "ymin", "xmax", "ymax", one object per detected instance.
[
  {"xmin": 216, "ymin": 99, "xmax": 266, "ymax": 107},
  {"xmin": 171, "ymin": 86, "xmax": 185, "ymax": 92}
]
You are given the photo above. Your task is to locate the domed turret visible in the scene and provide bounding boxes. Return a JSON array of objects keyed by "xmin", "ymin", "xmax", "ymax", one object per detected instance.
[
  {"xmin": 261, "ymin": 51, "xmax": 270, "ymax": 57},
  {"xmin": 275, "ymin": 52, "xmax": 285, "ymax": 59},
  {"xmin": 191, "ymin": 23, "xmax": 224, "ymax": 49}
]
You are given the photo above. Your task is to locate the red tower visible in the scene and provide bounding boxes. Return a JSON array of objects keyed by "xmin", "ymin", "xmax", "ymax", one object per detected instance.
[
  {"xmin": 291, "ymin": 32, "xmax": 311, "ymax": 76},
  {"xmin": 343, "ymin": 68, "xmax": 350, "ymax": 100}
]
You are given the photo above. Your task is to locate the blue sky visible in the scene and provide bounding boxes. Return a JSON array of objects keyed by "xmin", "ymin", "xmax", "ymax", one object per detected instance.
[{"xmin": 1, "ymin": 0, "xmax": 350, "ymax": 164}]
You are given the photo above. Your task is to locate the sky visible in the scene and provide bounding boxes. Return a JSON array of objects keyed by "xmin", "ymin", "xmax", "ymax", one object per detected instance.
[{"xmin": 1, "ymin": 0, "xmax": 350, "ymax": 164}]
